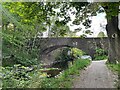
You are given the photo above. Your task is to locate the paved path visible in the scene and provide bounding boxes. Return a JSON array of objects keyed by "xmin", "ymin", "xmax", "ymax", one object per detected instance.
[{"xmin": 72, "ymin": 60, "xmax": 117, "ymax": 88}]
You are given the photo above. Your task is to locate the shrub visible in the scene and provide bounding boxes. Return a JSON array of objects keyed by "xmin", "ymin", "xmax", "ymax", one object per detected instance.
[
  {"xmin": 2, "ymin": 64, "xmax": 47, "ymax": 88},
  {"xmin": 94, "ymin": 48, "xmax": 108, "ymax": 60}
]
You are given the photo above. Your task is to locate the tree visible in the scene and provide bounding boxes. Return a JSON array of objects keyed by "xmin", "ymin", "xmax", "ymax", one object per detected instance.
[
  {"xmin": 101, "ymin": 2, "xmax": 120, "ymax": 63},
  {"xmin": 51, "ymin": 24, "xmax": 70, "ymax": 37},
  {"xmin": 2, "ymin": 2, "xmax": 120, "ymax": 64},
  {"xmin": 1, "ymin": 2, "xmax": 51, "ymax": 65},
  {"xmin": 58, "ymin": 2, "xmax": 120, "ymax": 63}
]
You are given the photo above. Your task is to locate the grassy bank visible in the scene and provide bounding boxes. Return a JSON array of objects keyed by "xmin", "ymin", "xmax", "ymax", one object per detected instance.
[
  {"xmin": 31, "ymin": 59, "xmax": 91, "ymax": 88},
  {"xmin": 2, "ymin": 59, "xmax": 91, "ymax": 88},
  {"xmin": 107, "ymin": 63, "xmax": 119, "ymax": 73},
  {"xmin": 107, "ymin": 63, "xmax": 120, "ymax": 89}
]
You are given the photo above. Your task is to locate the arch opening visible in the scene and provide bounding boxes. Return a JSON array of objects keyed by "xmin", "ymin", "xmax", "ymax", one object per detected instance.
[{"xmin": 40, "ymin": 45, "xmax": 92, "ymax": 65}]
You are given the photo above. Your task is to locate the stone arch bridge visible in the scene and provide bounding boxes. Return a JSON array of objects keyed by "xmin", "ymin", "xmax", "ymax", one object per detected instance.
[{"xmin": 31, "ymin": 37, "xmax": 109, "ymax": 64}]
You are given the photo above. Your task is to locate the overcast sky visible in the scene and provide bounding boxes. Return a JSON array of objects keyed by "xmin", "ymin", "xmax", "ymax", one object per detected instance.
[
  {"xmin": 43, "ymin": 10, "xmax": 108, "ymax": 37},
  {"xmin": 67, "ymin": 12, "xmax": 107, "ymax": 37}
]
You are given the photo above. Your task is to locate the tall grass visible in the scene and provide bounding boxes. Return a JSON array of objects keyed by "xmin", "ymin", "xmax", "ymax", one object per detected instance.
[
  {"xmin": 107, "ymin": 63, "xmax": 120, "ymax": 89},
  {"xmin": 2, "ymin": 59, "xmax": 91, "ymax": 88},
  {"xmin": 32, "ymin": 59, "xmax": 91, "ymax": 88}
]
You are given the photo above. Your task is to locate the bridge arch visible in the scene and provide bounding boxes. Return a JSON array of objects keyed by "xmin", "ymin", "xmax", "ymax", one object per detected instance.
[
  {"xmin": 41, "ymin": 45, "xmax": 72, "ymax": 55},
  {"xmin": 33, "ymin": 37, "xmax": 109, "ymax": 64},
  {"xmin": 40, "ymin": 44, "xmax": 95, "ymax": 64}
]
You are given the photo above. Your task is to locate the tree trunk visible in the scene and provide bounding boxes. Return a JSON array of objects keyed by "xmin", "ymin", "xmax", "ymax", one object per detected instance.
[
  {"xmin": 106, "ymin": 26, "xmax": 116, "ymax": 63},
  {"xmin": 106, "ymin": 16, "xmax": 120, "ymax": 63},
  {"xmin": 111, "ymin": 16, "xmax": 120, "ymax": 63},
  {"xmin": 116, "ymin": 22, "xmax": 120, "ymax": 63}
]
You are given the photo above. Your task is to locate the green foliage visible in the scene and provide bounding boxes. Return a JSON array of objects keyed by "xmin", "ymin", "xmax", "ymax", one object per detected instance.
[
  {"xmin": 2, "ymin": 2, "xmax": 120, "ymax": 88},
  {"xmin": 55, "ymin": 47, "xmax": 84, "ymax": 62},
  {"xmin": 100, "ymin": 2, "xmax": 119, "ymax": 20},
  {"xmin": 39, "ymin": 59, "xmax": 91, "ymax": 88},
  {"xmin": 94, "ymin": 48, "xmax": 108, "ymax": 60},
  {"xmin": 96, "ymin": 48, "xmax": 105, "ymax": 55},
  {"xmin": 71, "ymin": 48, "xmax": 83, "ymax": 58},
  {"xmin": 2, "ymin": 7, "xmax": 40, "ymax": 66},
  {"xmin": 62, "ymin": 59, "xmax": 90, "ymax": 76},
  {"xmin": 2, "ymin": 37, "xmax": 39, "ymax": 66},
  {"xmin": 2, "ymin": 64, "xmax": 48, "ymax": 88},
  {"xmin": 107, "ymin": 63, "xmax": 120, "ymax": 73},
  {"xmin": 55, "ymin": 48, "xmax": 71, "ymax": 61},
  {"xmin": 97, "ymin": 31, "xmax": 106, "ymax": 37},
  {"xmin": 107, "ymin": 63, "xmax": 120, "ymax": 89},
  {"xmin": 2, "ymin": 65, "xmax": 31, "ymax": 88},
  {"xmin": 94, "ymin": 55, "xmax": 108, "ymax": 60},
  {"xmin": 2, "ymin": 2, "xmax": 48, "ymax": 30},
  {"xmin": 2, "ymin": 59, "xmax": 90, "ymax": 88},
  {"xmin": 50, "ymin": 24, "xmax": 70, "ymax": 37},
  {"xmin": 2, "ymin": 2, "xmax": 61, "ymax": 66},
  {"xmin": 79, "ymin": 34, "xmax": 87, "ymax": 38}
]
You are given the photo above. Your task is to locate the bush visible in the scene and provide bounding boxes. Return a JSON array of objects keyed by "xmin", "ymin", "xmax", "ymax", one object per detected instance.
[
  {"xmin": 2, "ymin": 54, "xmax": 91, "ymax": 88},
  {"xmin": 2, "ymin": 38, "xmax": 39, "ymax": 66},
  {"xmin": 94, "ymin": 55, "xmax": 108, "ymax": 60},
  {"xmin": 94, "ymin": 48, "xmax": 108, "ymax": 60},
  {"xmin": 2, "ymin": 65, "xmax": 31, "ymax": 88},
  {"xmin": 55, "ymin": 48, "xmax": 84, "ymax": 62},
  {"xmin": 2, "ymin": 64, "xmax": 48, "ymax": 88}
]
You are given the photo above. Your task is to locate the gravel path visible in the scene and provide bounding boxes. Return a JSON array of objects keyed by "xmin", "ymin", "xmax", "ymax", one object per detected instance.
[{"xmin": 72, "ymin": 60, "xmax": 117, "ymax": 88}]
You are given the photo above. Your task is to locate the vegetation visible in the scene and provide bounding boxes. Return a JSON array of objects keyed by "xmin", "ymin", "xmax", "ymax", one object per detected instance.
[
  {"xmin": 55, "ymin": 48, "xmax": 83, "ymax": 61},
  {"xmin": 1, "ymin": 1, "xmax": 119, "ymax": 89},
  {"xmin": 94, "ymin": 55, "xmax": 107, "ymax": 60},
  {"xmin": 94, "ymin": 48, "xmax": 108, "ymax": 60},
  {"xmin": 101, "ymin": 2, "xmax": 120, "ymax": 63},
  {"xmin": 2, "ymin": 2, "xmax": 120, "ymax": 63},
  {"xmin": 39, "ymin": 59, "xmax": 90, "ymax": 88},
  {"xmin": 97, "ymin": 31, "xmax": 107, "ymax": 37},
  {"xmin": 2, "ymin": 38, "xmax": 39, "ymax": 66},
  {"xmin": 107, "ymin": 63, "xmax": 120, "ymax": 73},
  {"xmin": 106, "ymin": 63, "xmax": 120, "ymax": 89},
  {"xmin": 2, "ymin": 56, "xmax": 90, "ymax": 88}
]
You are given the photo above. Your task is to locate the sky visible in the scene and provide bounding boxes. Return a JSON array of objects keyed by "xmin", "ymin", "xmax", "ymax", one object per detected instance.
[
  {"xmin": 118, "ymin": 6, "xmax": 120, "ymax": 30},
  {"xmin": 43, "ymin": 9, "xmax": 108, "ymax": 38},
  {"xmin": 67, "ymin": 12, "xmax": 107, "ymax": 37}
]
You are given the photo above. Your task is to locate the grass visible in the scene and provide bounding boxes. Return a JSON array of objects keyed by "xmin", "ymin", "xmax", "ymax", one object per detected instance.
[
  {"xmin": 35, "ymin": 59, "xmax": 91, "ymax": 88},
  {"xmin": 94, "ymin": 55, "xmax": 108, "ymax": 60},
  {"xmin": 107, "ymin": 63, "xmax": 119, "ymax": 72},
  {"xmin": 2, "ymin": 59, "xmax": 91, "ymax": 88},
  {"xmin": 106, "ymin": 62, "xmax": 120, "ymax": 89}
]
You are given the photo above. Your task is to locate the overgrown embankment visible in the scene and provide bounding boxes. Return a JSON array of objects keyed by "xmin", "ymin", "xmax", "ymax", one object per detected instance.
[
  {"xmin": 107, "ymin": 63, "xmax": 120, "ymax": 89},
  {"xmin": 38, "ymin": 59, "xmax": 91, "ymax": 88},
  {"xmin": 2, "ymin": 59, "xmax": 90, "ymax": 88}
]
